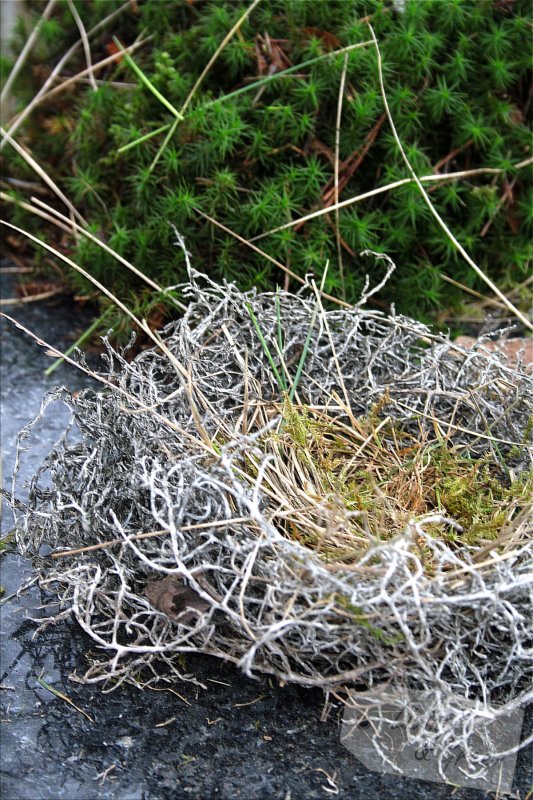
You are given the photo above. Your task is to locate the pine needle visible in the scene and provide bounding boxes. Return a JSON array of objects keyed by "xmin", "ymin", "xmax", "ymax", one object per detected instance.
[{"xmin": 36, "ymin": 676, "xmax": 94, "ymax": 722}]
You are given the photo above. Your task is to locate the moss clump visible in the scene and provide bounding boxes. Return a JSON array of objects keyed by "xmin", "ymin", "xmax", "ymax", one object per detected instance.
[
  {"xmin": 243, "ymin": 399, "xmax": 532, "ymax": 572},
  {"xmin": 2, "ymin": 0, "xmax": 532, "ymax": 338}
]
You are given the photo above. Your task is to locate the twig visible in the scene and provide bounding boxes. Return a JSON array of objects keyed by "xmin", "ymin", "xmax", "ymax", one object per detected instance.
[
  {"xmin": 0, "ymin": 574, "xmax": 40, "ymax": 607},
  {"xmin": 439, "ymin": 273, "xmax": 508, "ymax": 311},
  {"xmin": 433, "ymin": 139, "xmax": 473, "ymax": 173},
  {"xmin": 147, "ymin": 686, "xmax": 192, "ymax": 705},
  {"xmin": 29, "ymin": 38, "xmax": 150, "ymax": 108},
  {"xmin": 51, "ymin": 517, "xmax": 252, "ymax": 559},
  {"xmin": 479, "ymin": 173, "xmax": 520, "ymax": 238},
  {"xmin": 322, "ymin": 113, "xmax": 386, "ymax": 206},
  {"xmin": 0, "ymin": 288, "xmax": 63, "ymax": 306},
  {"xmin": 57, "ymin": 77, "xmax": 137, "ymax": 89},
  {"xmin": 94, "ymin": 764, "xmax": 116, "ymax": 786},
  {"xmin": 232, "ymin": 694, "xmax": 266, "ymax": 707}
]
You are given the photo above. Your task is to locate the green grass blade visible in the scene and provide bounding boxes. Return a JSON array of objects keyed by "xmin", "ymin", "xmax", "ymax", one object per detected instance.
[
  {"xmin": 289, "ymin": 266, "xmax": 329, "ymax": 402},
  {"xmin": 36, "ymin": 676, "xmax": 94, "ymax": 722},
  {"xmin": 113, "ymin": 37, "xmax": 184, "ymax": 120},
  {"xmin": 118, "ymin": 122, "xmax": 172, "ymax": 154},
  {"xmin": 274, "ymin": 288, "xmax": 287, "ymax": 391},
  {"xmin": 245, "ymin": 302, "xmax": 286, "ymax": 394},
  {"xmin": 44, "ymin": 308, "xmax": 112, "ymax": 377},
  {"xmin": 149, "ymin": 116, "xmax": 179, "ymax": 174},
  {"xmin": 205, "ymin": 40, "xmax": 371, "ymax": 109},
  {"xmin": 289, "ymin": 303, "xmax": 317, "ymax": 403}
]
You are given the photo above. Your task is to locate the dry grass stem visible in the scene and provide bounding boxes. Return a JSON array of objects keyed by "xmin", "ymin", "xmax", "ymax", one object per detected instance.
[
  {"xmin": 334, "ymin": 54, "xmax": 349, "ymax": 297},
  {"xmin": 1, "ymin": 2, "xmax": 132, "ymax": 146},
  {"xmin": 67, "ymin": 0, "xmax": 97, "ymax": 92},
  {"xmin": 0, "ymin": 127, "xmax": 87, "ymax": 226},
  {"xmin": 0, "ymin": 0, "xmax": 57, "ymax": 114},
  {"xmin": 367, "ymin": 23, "xmax": 532, "ymax": 332},
  {"xmin": 250, "ymin": 166, "xmax": 527, "ymax": 242}
]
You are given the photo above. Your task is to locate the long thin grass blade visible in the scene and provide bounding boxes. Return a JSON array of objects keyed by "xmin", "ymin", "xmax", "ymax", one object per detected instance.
[
  {"xmin": 113, "ymin": 37, "xmax": 184, "ymax": 120},
  {"xmin": 1, "ymin": 2, "xmax": 132, "ymax": 148},
  {"xmin": 0, "ymin": 0, "xmax": 57, "ymax": 112},
  {"xmin": 204, "ymin": 40, "xmax": 372, "ymax": 110},
  {"xmin": 367, "ymin": 23, "xmax": 532, "ymax": 333}
]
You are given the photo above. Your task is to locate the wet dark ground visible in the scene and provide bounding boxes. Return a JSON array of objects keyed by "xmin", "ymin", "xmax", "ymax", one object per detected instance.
[{"xmin": 1, "ymin": 269, "xmax": 531, "ymax": 800}]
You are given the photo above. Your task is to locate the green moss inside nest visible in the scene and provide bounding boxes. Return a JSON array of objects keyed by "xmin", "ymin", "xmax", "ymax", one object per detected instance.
[{"xmin": 238, "ymin": 399, "xmax": 532, "ymax": 573}]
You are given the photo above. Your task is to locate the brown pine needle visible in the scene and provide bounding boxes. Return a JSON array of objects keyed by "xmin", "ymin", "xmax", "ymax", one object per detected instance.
[{"xmin": 36, "ymin": 676, "xmax": 94, "ymax": 722}]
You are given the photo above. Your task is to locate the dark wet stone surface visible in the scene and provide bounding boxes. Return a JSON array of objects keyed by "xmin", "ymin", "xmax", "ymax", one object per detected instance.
[{"xmin": 1, "ymin": 268, "xmax": 531, "ymax": 800}]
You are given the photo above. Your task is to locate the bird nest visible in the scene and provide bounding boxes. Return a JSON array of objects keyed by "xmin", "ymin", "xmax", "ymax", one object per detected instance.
[{"xmin": 10, "ymin": 265, "xmax": 532, "ymax": 778}]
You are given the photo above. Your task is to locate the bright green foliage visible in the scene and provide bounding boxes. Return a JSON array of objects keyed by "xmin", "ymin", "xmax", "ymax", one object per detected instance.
[{"xmin": 3, "ymin": 0, "xmax": 532, "ymax": 330}]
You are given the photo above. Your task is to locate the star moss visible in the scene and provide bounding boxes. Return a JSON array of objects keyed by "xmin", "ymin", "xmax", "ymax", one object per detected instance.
[{"xmin": 3, "ymin": 0, "xmax": 532, "ymax": 335}]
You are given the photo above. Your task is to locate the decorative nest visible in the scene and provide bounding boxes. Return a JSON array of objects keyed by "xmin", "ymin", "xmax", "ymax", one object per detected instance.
[{"xmin": 11, "ymin": 266, "xmax": 532, "ymax": 778}]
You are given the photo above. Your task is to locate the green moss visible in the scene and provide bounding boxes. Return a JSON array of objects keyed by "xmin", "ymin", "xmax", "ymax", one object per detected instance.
[
  {"xmin": 430, "ymin": 445, "xmax": 532, "ymax": 545},
  {"xmin": 3, "ymin": 0, "xmax": 532, "ymax": 336},
  {"xmin": 256, "ymin": 398, "xmax": 531, "ymax": 566}
]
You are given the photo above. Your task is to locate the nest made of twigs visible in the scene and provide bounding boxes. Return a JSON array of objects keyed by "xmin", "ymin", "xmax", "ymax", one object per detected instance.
[{"xmin": 10, "ymin": 272, "xmax": 533, "ymax": 775}]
